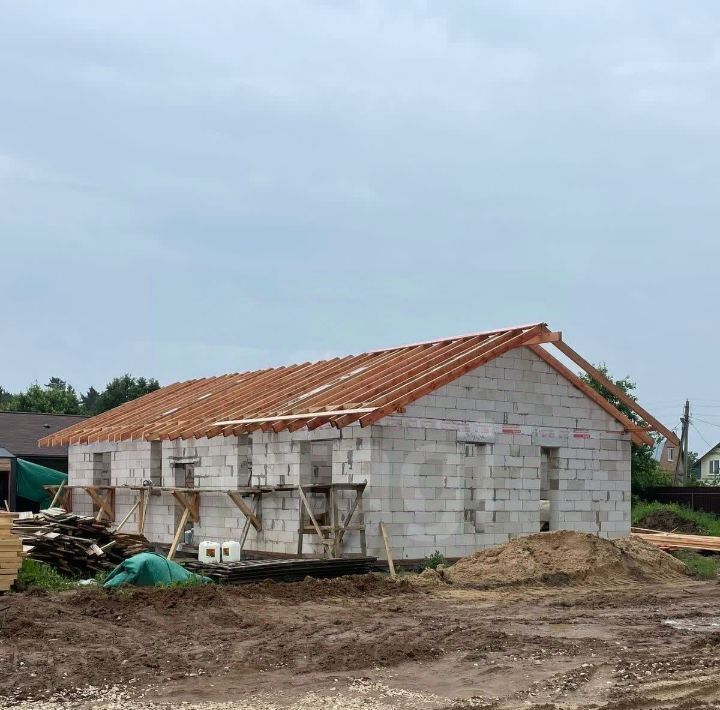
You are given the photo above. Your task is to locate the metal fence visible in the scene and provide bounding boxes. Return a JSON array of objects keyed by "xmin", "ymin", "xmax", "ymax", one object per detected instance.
[{"xmin": 644, "ymin": 487, "xmax": 720, "ymax": 515}]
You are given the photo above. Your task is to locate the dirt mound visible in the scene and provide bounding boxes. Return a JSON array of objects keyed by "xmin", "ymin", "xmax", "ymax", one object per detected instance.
[
  {"xmin": 636, "ymin": 509, "xmax": 704, "ymax": 534},
  {"xmin": 446, "ymin": 531, "xmax": 689, "ymax": 588}
]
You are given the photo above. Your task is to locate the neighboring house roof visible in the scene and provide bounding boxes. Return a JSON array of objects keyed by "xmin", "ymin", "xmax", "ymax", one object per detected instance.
[
  {"xmin": 697, "ymin": 443, "xmax": 720, "ymax": 462},
  {"xmin": 0, "ymin": 411, "xmax": 87, "ymax": 458},
  {"xmin": 40, "ymin": 323, "xmax": 665, "ymax": 447}
]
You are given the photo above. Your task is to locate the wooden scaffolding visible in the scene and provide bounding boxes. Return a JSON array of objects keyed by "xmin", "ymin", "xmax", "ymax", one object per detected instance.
[{"xmin": 44, "ymin": 481, "xmax": 367, "ymax": 560}]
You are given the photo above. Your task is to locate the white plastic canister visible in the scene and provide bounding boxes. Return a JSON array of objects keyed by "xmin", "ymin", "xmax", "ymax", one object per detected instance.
[
  {"xmin": 198, "ymin": 540, "xmax": 221, "ymax": 563},
  {"xmin": 221, "ymin": 540, "xmax": 241, "ymax": 562}
]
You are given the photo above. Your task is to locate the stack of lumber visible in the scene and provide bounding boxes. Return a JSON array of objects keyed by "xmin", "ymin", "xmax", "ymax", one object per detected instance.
[
  {"xmin": 12, "ymin": 508, "xmax": 150, "ymax": 577},
  {"xmin": 632, "ymin": 527, "xmax": 720, "ymax": 553},
  {"xmin": 183, "ymin": 556, "xmax": 376, "ymax": 584},
  {"xmin": 0, "ymin": 513, "xmax": 23, "ymax": 592}
]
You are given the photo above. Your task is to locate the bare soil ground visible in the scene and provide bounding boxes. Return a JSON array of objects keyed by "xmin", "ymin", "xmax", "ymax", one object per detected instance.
[{"xmin": 2, "ymin": 573, "xmax": 720, "ymax": 710}]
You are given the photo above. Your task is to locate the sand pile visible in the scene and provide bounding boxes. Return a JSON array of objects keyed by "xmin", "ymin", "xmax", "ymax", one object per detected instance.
[{"xmin": 446, "ymin": 531, "xmax": 689, "ymax": 588}]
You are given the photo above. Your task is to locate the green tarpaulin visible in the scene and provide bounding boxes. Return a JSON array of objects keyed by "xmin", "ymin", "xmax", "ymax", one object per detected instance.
[
  {"xmin": 16, "ymin": 459, "xmax": 68, "ymax": 508},
  {"xmin": 103, "ymin": 552, "xmax": 210, "ymax": 588}
]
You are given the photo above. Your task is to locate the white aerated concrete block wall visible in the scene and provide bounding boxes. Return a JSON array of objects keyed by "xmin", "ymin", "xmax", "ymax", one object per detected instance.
[
  {"xmin": 66, "ymin": 345, "xmax": 632, "ymax": 559},
  {"xmin": 364, "ymin": 346, "xmax": 632, "ymax": 559}
]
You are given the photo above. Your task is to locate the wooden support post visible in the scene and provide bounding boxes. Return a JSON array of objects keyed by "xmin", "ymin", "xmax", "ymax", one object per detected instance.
[
  {"xmin": 358, "ymin": 488, "xmax": 367, "ymax": 558},
  {"xmin": 115, "ymin": 499, "xmax": 141, "ymax": 533},
  {"xmin": 336, "ymin": 484, "xmax": 367, "ymax": 555},
  {"xmin": 297, "ymin": 485, "xmax": 333, "ymax": 557},
  {"xmin": 227, "ymin": 491, "xmax": 262, "ymax": 531},
  {"xmin": 49, "ymin": 481, "xmax": 65, "ymax": 509},
  {"xmin": 168, "ymin": 507, "xmax": 190, "ymax": 560},
  {"xmin": 239, "ymin": 493, "xmax": 260, "ymax": 554},
  {"xmin": 171, "ymin": 491, "xmax": 200, "ymax": 523},
  {"xmin": 138, "ymin": 490, "xmax": 148, "ymax": 535},
  {"xmin": 331, "ymin": 487, "xmax": 341, "ymax": 558},
  {"xmin": 297, "ymin": 495, "xmax": 305, "ymax": 557},
  {"xmin": 84, "ymin": 487, "xmax": 115, "ymax": 522},
  {"xmin": 379, "ymin": 522, "xmax": 395, "ymax": 579}
]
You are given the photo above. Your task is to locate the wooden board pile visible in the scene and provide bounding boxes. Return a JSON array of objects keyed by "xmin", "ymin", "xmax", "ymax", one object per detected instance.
[
  {"xmin": 0, "ymin": 513, "xmax": 23, "ymax": 592},
  {"xmin": 12, "ymin": 508, "xmax": 150, "ymax": 577},
  {"xmin": 632, "ymin": 527, "xmax": 720, "ymax": 553},
  {"xmin": 184, "ymin": 556, "xmax": 376, "ymax": 584}
]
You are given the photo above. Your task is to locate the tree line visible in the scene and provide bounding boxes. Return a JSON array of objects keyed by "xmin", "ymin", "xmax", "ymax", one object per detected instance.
[{"xmin": 0, "ymin": 375, "xmax": 160, "ymax": 417}]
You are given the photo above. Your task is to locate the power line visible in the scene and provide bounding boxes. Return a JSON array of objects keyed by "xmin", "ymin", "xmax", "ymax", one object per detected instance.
[
  {"xmin": 692, "ymin": 417, "xmax": 720, "ymax": 429},
  {"xmin": 690, "ymin": 420, "xmax": 713, "ymax": 449}
]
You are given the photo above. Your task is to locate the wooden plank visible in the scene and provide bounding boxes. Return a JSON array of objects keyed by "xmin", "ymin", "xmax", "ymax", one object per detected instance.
[
  {"xmin": 379, "ymin": 522, "xmax": 395, "ymax": 579},
  {"xmin": 227, "ymin": 492, "xmax": 262, "ymax": 531},
  {"xmin": 167, "ymin": 507, "xmax": 190, "ymax": 560},
  {"xmin": 528, "ymin": 344, "xmax": 654, "ymax": 447},
  {"xmin": 552, "ymin": 340, "xmax": 680, "ymax": 446}
]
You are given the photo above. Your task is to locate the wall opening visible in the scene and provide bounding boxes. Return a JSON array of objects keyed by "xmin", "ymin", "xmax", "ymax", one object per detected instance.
[
  {"xmin": 311, "ymin": 441, "xmax": 332, "ymax": 484},
  {"xmin": 463, "ymin": 443, "xmax": 488, "ymax": 532},
  {"xmin": 92, "ymin": 452, "xmax": 111, "ymax": 486},
  {"xmin": 149, "ymin": 441, "xmax": 162, "ymax": 487},
  {"xmin": 540, "ymin": 447, "xmax": 559, "ymax": 531}
]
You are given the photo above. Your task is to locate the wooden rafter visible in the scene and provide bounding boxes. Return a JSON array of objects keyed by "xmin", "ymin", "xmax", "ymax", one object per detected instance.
[
  {"xmin": 528, "ymin": 344, "xmax": 654, "ymax": 446},
  {"xmin": 40, "ymin": 322, "xmax": 669, "ymax": 446},
  {"xmin": 551, "ymin": 340, "xmax": 680, "ymax": 446},
  {"xmin": 355, "ymin": 324, "xmax": 548, "ymax": 427}
]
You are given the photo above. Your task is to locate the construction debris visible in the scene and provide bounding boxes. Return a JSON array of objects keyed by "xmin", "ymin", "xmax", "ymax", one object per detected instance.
[
  {"xmin": 632, "ymin": 527, "xmax": 720, "ymax": 553},
  {"xmin": 183, "ymin": 556, "xmax": 376, "ymax": 584},
  {"xmin": 12, "ymin": 508, "xmax": 150, "ymax": 577},
  {"xmin": 0, "ymin": 513, "xmax": 22, "ymax": 592}
]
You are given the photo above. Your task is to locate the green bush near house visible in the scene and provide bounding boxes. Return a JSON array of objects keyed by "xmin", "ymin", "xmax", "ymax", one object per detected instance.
[
  {"xmin": 632, "ymin": 501, "xmax": 720, "ymax": 537},
  {"xmin": 421, "ymin": 551, "xmax": 448, "ymax": 570}
]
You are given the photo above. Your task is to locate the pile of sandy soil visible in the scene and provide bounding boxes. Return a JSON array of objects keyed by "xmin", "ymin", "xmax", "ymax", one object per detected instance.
[{"xmin": 445, "ymin": 531, "xmax": 689, "ymax": 588}]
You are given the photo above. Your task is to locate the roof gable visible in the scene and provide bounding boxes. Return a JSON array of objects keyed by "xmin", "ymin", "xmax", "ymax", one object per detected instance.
[{"xmin": 40, "ymin": 323, "xmax": 668, "ymax": 447}]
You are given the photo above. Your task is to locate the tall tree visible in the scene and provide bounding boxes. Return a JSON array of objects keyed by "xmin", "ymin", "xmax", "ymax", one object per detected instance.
[
  {"xmin": 580, "ymin": 364, "xmax": 670, "ymax": 493},
  {"xmin": 88, "ymin": 375, "xmax": 160, "ymax": 416},
  {"xmin": 7, "ymin": 378, "xmax": 82, "ymax": 415}
]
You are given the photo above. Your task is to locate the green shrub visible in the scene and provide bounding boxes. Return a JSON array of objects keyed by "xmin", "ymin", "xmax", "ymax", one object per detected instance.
[
  {"xmin": 16, "ymin": 559, "xmax": 76, "ymax": 592},
  {"xmin": 673, "ymin": 550, "xmax": 720, "ymax": 579},
  {"xmin": 632, "ymin": 501, "xmax": 720, "ymax": 537},
  {"xmin": 422, "ymin": 551, "xmax": 448, "ymax": 570}
]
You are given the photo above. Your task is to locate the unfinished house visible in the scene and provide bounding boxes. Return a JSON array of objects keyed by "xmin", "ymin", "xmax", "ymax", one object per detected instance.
[{"xmin": 40, "ymin": 323, "xmax": 677, "ymax": 561}]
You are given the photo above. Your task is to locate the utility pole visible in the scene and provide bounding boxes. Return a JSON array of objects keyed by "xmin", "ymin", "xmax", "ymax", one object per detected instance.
[{"xmin": 673, "ymin": 399, "xmax": 690, "ymax": 486}]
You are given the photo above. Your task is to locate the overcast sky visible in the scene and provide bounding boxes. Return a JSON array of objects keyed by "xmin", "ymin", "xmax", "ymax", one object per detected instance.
[{"xmin": 1, "ymin": 1, "xmax": 718, "ymax": 452}]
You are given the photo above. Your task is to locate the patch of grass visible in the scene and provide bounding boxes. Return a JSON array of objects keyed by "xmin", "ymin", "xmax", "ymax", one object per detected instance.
[
  {"xmin": 16, "ymin": 559, "xmax": 77, "ymax": 592},
  {"xmin": 673, "ymin": 550, "xmax": 720, "ymax": 580},
  {"xmin": 421, "ymin": 551, "xmax": 448, "ymax": 570},
  {"xmin": 632, "ymin": 501, "xmax": 720, "ymax": 536}
]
